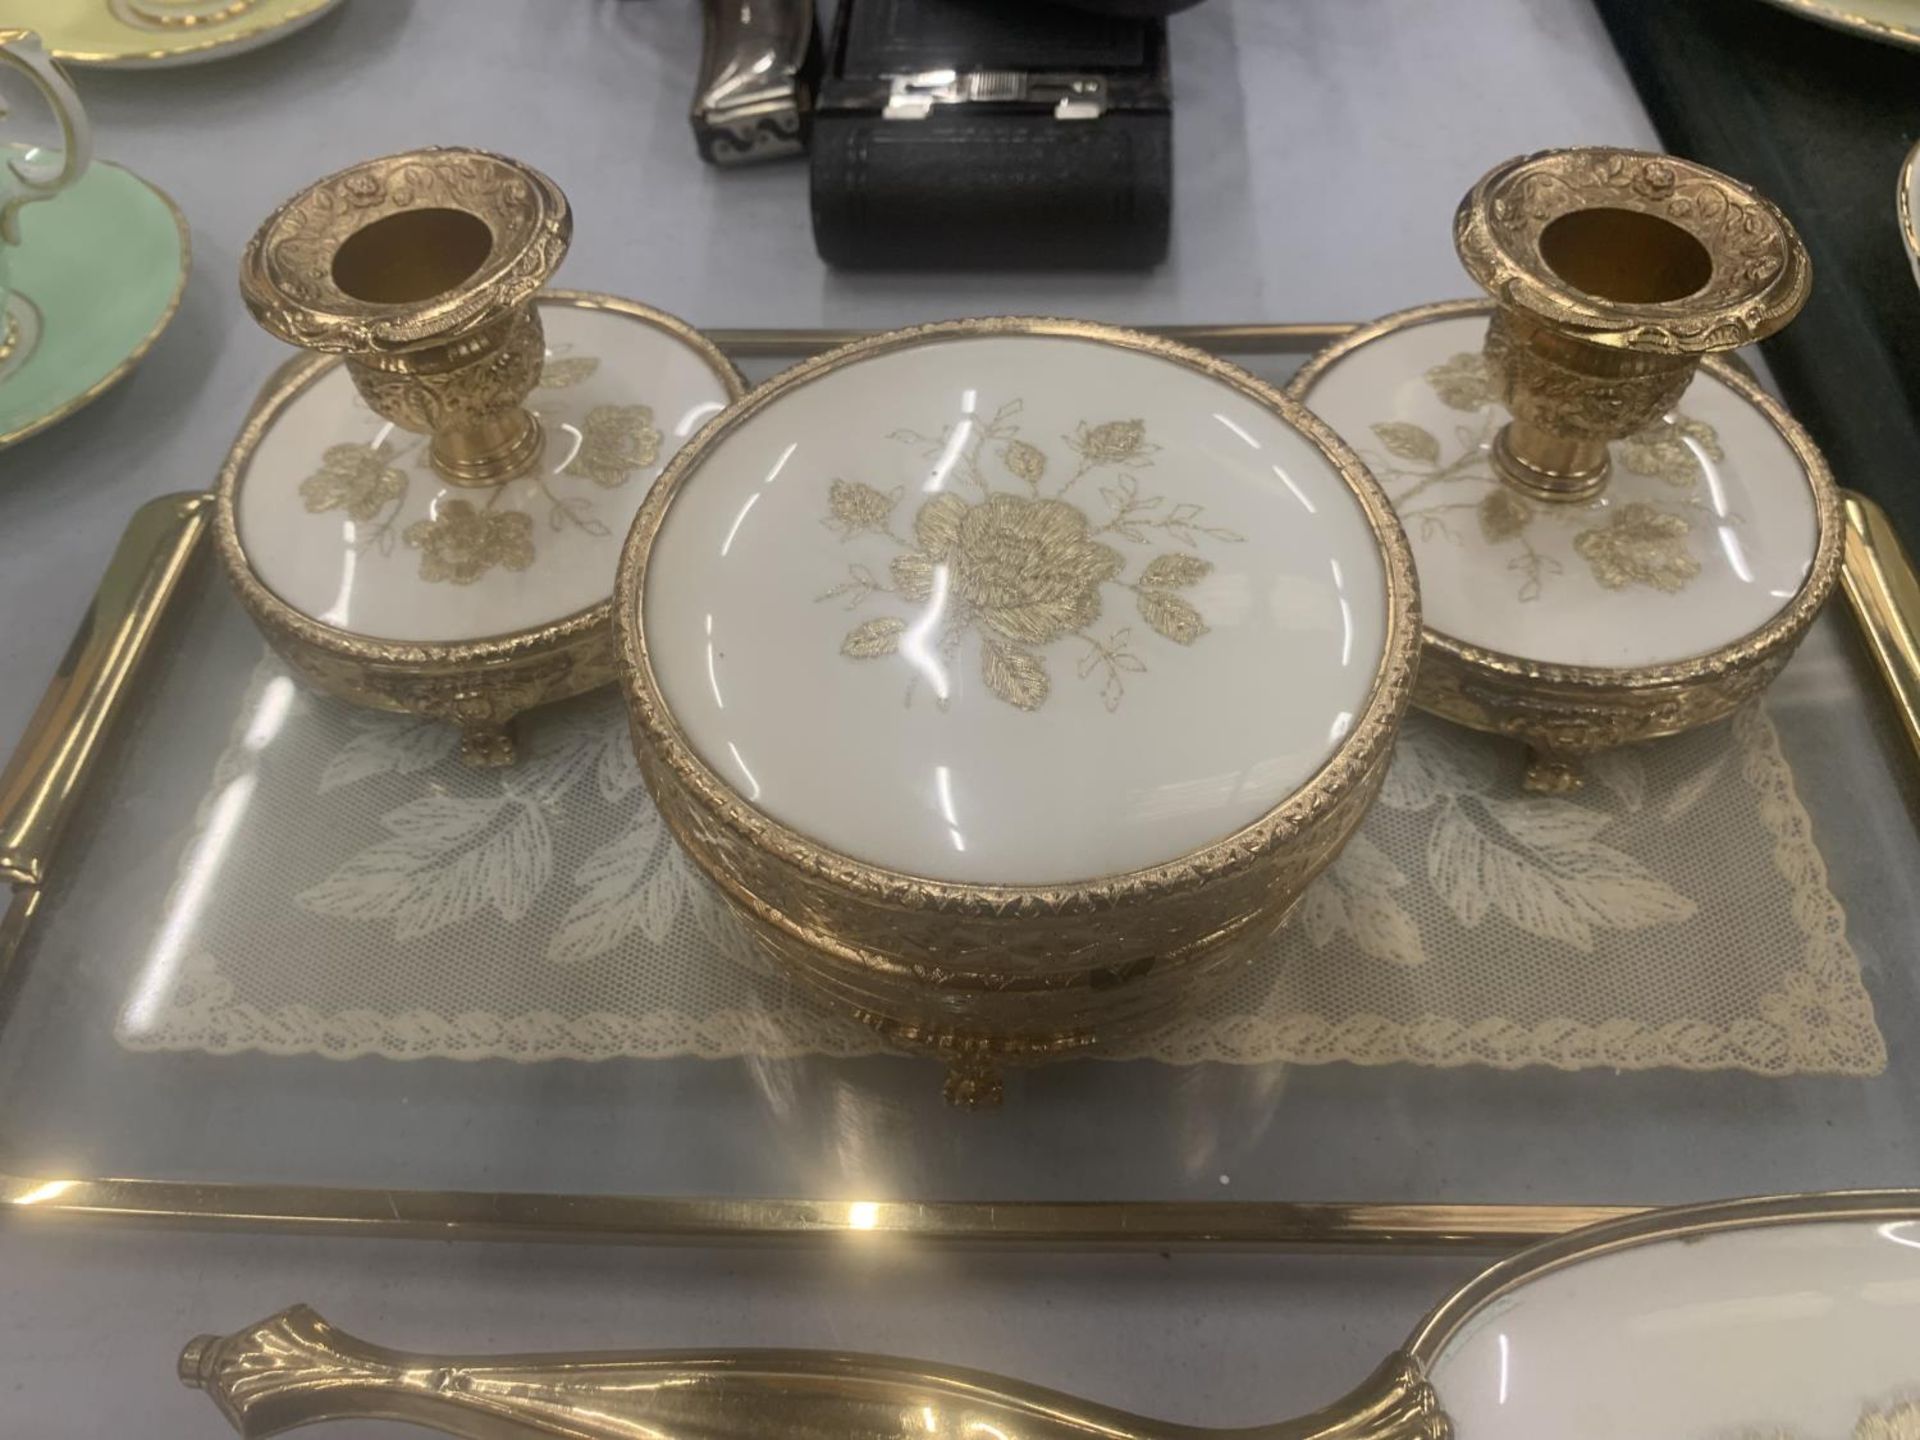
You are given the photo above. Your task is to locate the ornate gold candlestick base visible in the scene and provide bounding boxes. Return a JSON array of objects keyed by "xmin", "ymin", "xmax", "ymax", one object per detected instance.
[
  {"xmin": 216, "ymin": 149, "xmax": 746, "ymax": 765},
  {"xmin": 240, "ymin": 147, "xmax": 572, "ymax": 489},
  {"xmin": 1293, "ymin": 149, "xmax": 1838, "ymax": 792},
  {"xmin": 1455, "ymin": 148, "xmax": 1810, "ymax": 501},
  {"xmin": 1294, "ymin": 303, "xmax": 1839, "ymax": 792}
]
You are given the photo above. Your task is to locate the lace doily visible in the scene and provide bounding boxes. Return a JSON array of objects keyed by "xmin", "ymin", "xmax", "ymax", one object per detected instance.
[{"xmin": 114, "ymin": 656, "xmax": 1885, "ymax": 1076}]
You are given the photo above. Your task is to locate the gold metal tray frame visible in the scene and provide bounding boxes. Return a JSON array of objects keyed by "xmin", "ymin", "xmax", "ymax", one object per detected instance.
[{"xmin": 2, "ymin": 321, "xmax": 1916, "ymax": 1254}]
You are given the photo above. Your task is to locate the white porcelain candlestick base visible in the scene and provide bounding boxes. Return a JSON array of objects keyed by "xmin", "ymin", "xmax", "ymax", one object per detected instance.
[
  {"xmin": 217, "ymin": 291, "xmax": 745, "ymax": 765},
  {"xmin": 1291, "ymin": 301, "xmax": 1841, "ymax": 791}
]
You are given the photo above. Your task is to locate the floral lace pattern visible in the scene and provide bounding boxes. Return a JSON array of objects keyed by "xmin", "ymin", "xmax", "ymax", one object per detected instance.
[
  {"xmin": 1365, "ymin": 351, "xmax": 1728, "ymax": 601},
  {"xmin": 818, "ymin": 401, "xmax": 1242, "ymax": 712},
  {"xmin": 295, "ymin": 350, "xmax": 662, "ymax": 585},
  {"xmin": 115, "ymin": 653, "xmax": 1881, "ymax": 1077}
]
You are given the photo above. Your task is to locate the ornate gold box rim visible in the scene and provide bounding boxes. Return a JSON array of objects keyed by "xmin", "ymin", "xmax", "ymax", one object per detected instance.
[{"xmin": 617, "ymin": 315, "xmax": 1423, "ymax": 919}]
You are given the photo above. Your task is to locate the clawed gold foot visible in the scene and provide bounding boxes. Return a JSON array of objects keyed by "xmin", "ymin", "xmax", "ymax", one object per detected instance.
[
  {"xmin": 1523, "ymin": 747, "xmax": 1584, "ymax": 794},
  {"xmin": 942, "ymin": 1056, "xmax": 1005, "ymax": 1110},
  {"xmin": 458, "ymin": 720, "xmax": 518, "ymax": 768}
]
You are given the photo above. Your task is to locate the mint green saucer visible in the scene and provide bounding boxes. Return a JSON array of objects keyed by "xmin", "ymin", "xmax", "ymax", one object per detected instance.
[{"xmin": 0, "ymin": 145, "xmax": 191, "ymax": 449}]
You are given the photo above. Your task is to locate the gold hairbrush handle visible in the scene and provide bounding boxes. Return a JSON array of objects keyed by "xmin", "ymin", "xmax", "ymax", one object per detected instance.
[{"xmin": 178, "ymin": 1306, "xmax": 1443, "ymax": 1440}]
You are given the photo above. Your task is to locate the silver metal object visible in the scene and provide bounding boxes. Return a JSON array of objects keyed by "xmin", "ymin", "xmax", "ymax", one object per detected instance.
[
  {"xmin": 692, "ymin": 0, "xmax": 818, "ymax": 165},
  {"xmin": 883, "ymin": 69, "xmax": 1109, "ymax": 121}
]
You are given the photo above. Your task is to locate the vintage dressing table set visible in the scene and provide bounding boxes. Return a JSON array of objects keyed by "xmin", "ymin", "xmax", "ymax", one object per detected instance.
[
  {"xmin": 186, "ymin": 133, "xmax": 1829, "ymax": 1104},
  {"xmin": 0, "ymin": 20, "xmax": 1849, "ymax": 1094},
  {"xmin": 4, "ymin": 8, "xmax": 1919, "ymax": 1437}
]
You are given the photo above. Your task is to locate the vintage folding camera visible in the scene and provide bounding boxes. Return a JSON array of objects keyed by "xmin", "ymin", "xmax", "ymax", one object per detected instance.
[{"xmin": 809, "ymin": 0, "xmax": 1174, "ymax": 268}]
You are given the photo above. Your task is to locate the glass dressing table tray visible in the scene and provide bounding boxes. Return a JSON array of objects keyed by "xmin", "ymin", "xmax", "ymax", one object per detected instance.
[{"xmin": 2, "ymin": 326, "xmax": 1917, "ymax": 1251}]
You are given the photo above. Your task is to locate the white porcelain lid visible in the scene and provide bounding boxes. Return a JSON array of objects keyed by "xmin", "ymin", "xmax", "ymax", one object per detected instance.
[
  {"xmin": 1297, "ymin": 310, "xmax": 1821, "ymax": 669},
  {"xmin": 1431, "ymin": 1218, "xmax": 1920, "ymax": 1440},
  {"xmin": 234, "ymin": 300, "xmax": 736, "ymax": 643},
  {"xmin": 639, "ymin": 328, "xmax": 1395, "ymax": 887}
]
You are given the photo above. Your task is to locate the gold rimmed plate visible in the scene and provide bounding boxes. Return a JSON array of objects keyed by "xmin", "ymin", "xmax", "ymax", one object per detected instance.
[
  {"xmin": 1753, "ymin": 0, "xmax": 1920, "ymax": 49},
  {"xmin": 12, "ymin": 0, "xmax": 345, "ymax": 69},
  {"xmin": 0, "ymin": 147, "xmax": 189, "ymax": 450},
  {"xmin": 1899, "ymin": 135, "xmax": 1920, "ymax": 290}
]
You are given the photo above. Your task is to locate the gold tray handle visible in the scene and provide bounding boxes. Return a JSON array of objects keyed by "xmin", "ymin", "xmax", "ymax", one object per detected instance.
[
  {"xmin": 1840, "ymin": 490, "xmax": 1920, "ymax": 766},
  {"xmin": 0, "ymin": 492, "xmax": 212, "ymax": 891},
  {"xmin": 178, "ymin": 1306, "xmax": 1445, "ymax": 1440}
]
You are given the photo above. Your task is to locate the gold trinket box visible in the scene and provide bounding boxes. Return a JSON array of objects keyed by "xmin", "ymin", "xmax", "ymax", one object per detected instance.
[
  {"xmin": 615, "ymin": 318, "xmax": 1421, "ymax": 1103},
  {"xmin": 1291, "ymin": 148, "xmax": 1841, "ymax": 791},
  {"xmin": 214, "ymin": 148, "xmax": 746, "ymax": 765}
]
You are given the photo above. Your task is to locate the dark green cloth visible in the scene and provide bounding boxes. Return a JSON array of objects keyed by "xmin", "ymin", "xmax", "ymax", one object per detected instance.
[{"xmin": 1596, "ymin": 0, "xmax": 1920, "ymax": 545}]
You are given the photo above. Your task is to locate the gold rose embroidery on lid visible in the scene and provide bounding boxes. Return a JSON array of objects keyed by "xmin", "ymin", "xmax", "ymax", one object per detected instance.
[
  {"xmin": 536, "ymin": 352, "xmax": 601, "ymax": 390},
  {"xmin": 1856, "ymin": 1400, "xmax": 1920, "ymax": 1440},
  {"xmin": 404, "ymin": 500, "xmax": 537, "ymax": 586},
  {"xmin": 1619, "ymin": 412, "xmax": 1725, "ymax": 489},
  {"xmin": 298, "ymin": 443, "xmax": 413, "ymax": 554},
  {"xmin": 296, "ymin": 350, "xmax": 661, "ymax": 583},
  {"xmin": 300, "ymin": 443, "xmax": 410, "ymax": 523},
  {"xmin": 1424, "ymin": 350, "xmax": 1499, "ymax": 411},
  {"xmin": 1357, "ymin": 349, "xmax": 1725, "ymax": 600},
  {"xmin": 1063, "ymin": 416, "xmax": 1159, "ymax": 488},
  {"xmin": 819, "ymin": 399, "xmax": 1240, "ymax": 713},
  {"xmin": 563, "ymin": 405, "xmax": 664, "ymax": 488},
  {"xmin": 823, "ymin": 479, "xmax": 906, "ymax": 541},
  {"xmin": 1573, "ymin": 502, "xmax": 1701, "ymax": 593}
]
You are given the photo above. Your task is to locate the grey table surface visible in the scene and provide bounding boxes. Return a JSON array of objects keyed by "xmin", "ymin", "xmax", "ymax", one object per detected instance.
[{"xmin": 0, "ymin": 0, "xmax": 1663, "ymax": 1435}]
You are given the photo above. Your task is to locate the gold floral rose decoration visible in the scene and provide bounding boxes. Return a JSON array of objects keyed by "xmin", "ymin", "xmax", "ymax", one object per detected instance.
[
  {"xmin": 403, "ymin": 500, "xmax": 535, "ymax": 586},
  {"xmin": 295, "ymin": 349, "xmax": 663, "ymax": 585},
  {"xmin": 1362, "ymin": 349, "xmax": 1724, "ymax": 602},
  {"xmin": 818, "ymin": 399, "xmax": 1241, "ymax": 712}
]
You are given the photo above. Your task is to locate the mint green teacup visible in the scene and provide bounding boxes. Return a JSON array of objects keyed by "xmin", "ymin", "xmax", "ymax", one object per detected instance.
[{"xmin": 0, "ymin": 30, "xmax": 91, "ymax": 370}]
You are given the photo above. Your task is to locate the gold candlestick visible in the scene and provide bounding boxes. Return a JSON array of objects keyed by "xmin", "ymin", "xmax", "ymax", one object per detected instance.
[
  {"xmin": 1455, "ymin": 148, "xmax": 1810, "ymax": 502},
  {"xmin": 1293, "ymin": 147, "xmax": 1839, "ymax": 792},
  {"xmin": 213, "ymin": 147, "xmax": 745, "ymax": 766},
  {"xmin": 240, "ymin": 147, "xmax": 572, "ymax": 487}
]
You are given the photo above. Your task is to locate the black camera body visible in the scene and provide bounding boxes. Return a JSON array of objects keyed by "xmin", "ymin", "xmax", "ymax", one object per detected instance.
[{"xmin": 810, "ymin": 0, "xmax": 1173, "ymax": 269}]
